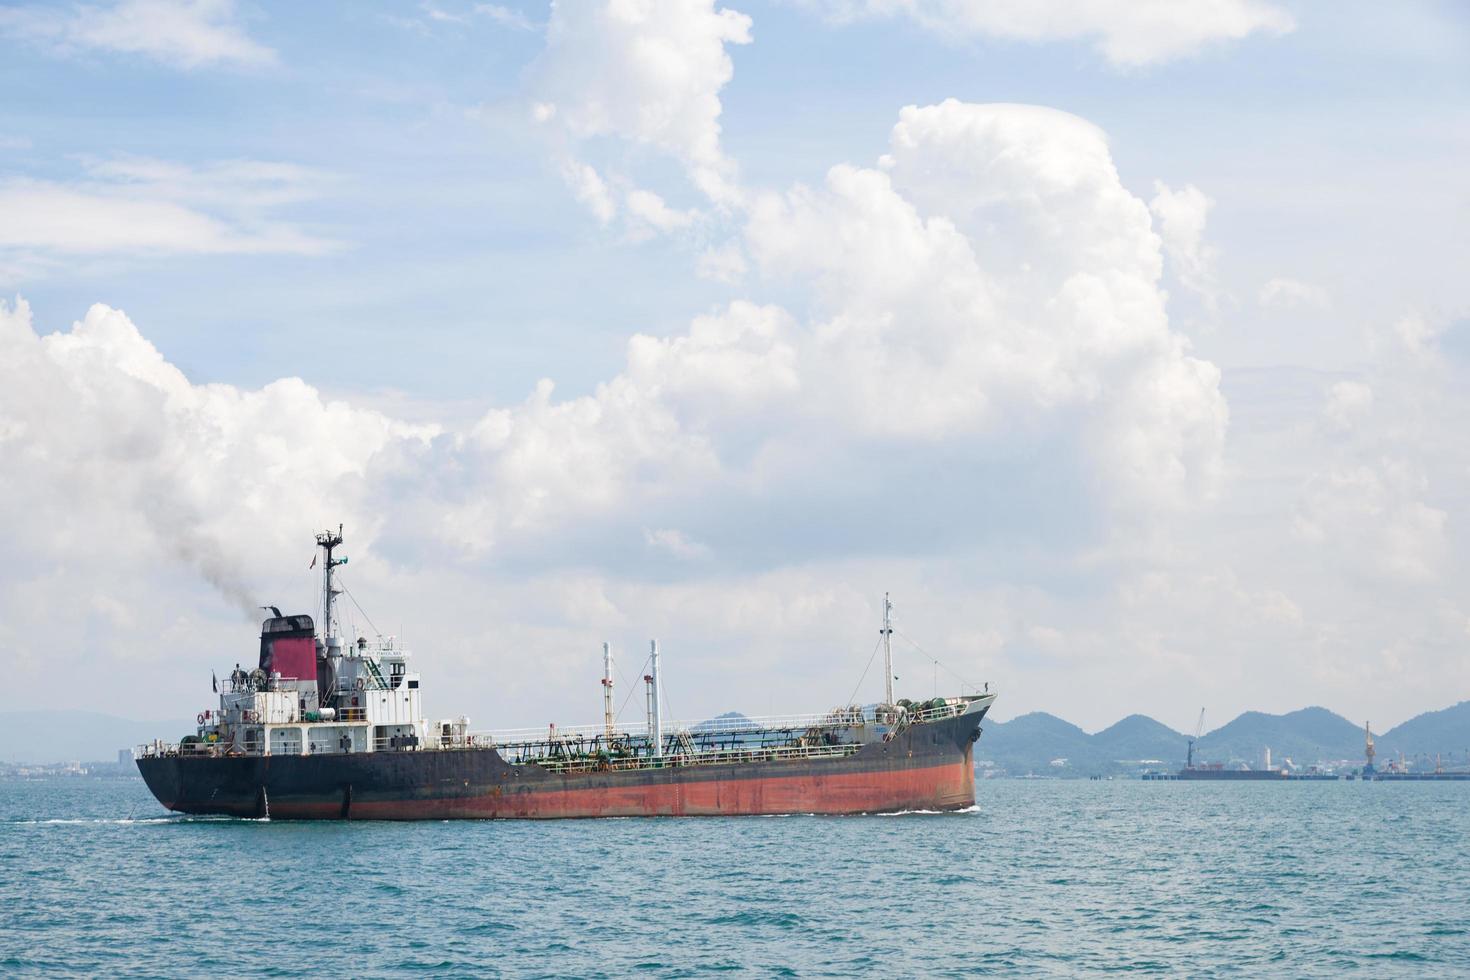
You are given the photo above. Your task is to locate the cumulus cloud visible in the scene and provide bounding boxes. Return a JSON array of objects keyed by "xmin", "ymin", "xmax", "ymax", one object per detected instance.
[
  {"xmin": 1149, "ymin": 180, "xmax": 1220, "ymax": 308},
  {"xmin": 643, "ymin": 527, "xmax": 711, "ymax": 560},
  {"xmin": 3, "ymin": 99, "xmax": 1227, "ymax": 582},
  {"xmin": 1293, "ymin": 461, "xmax": 1447, "ymax": 584},
  {"xmin": 475, "ymin": 3, "xmax": 537, "ymax": 32},
  {"xmin": 0, "ymin": 91, "xmax": 1243, "ymax": 723},
  {"xmin": 747, "ymin": 101, "xmax": 1227, "ymax": 503},
  {"xmin": 801, "ymin": 0, "xmax": 1294, "ymax": 67},
  {"xmin": 1391, "ymin": 311, "xmax": 1445, "ymax": 361},
  {"xmin": 531, "ymin": 0, "xmax": 752, "ymax": 227},
  {"xmin": 1259, "ymin": 276, "xmax": 1329, "ymax": 310},
  {"xmin": 559, "ymin": 159, "xmax": 618, "ymax": 224},
  {"xmin": 0, "ymin": 157, "xmax": 339, "ymax": 272},
  {"xmin": 624, "ymin": 188, "xmax": 698, "ymax": 239},
  {"xmin": 695, "ymin": 241, "xmax": 748, "ymax": 283},
  {"xmin": 0, "ymin": 298, "xmax": 430, "ymax": 615},
  {"xmin": 1323, "ymin": 380, "xmax": 1373, "ymax": 430},
  {"xmin": 0, "ymin": 0, "xmax": 275, "ymax": 70}
]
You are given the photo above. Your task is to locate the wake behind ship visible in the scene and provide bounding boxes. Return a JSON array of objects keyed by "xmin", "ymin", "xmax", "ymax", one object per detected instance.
[{"xmin": 137, "ymin": 527, "xmax": 995, "ymax": 819}]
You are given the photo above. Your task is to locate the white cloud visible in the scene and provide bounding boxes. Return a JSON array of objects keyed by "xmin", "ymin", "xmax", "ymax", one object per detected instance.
[
  {"xmin": 624, "ymin": 187, "xmax": 698, "ymax": 239},
  {"xmin": 1259, "ymin": 276, "xmax": 1329, "ymax": 310},
  {"xmin": 1150, "ymin": 180, "xmax": 1219, "ymax": 308},
  {"xmin": 0, "ymin": 298, "xmax": 432, "ymax": 615},
  {"xmin": 695, "ymin": 240, "xmax": 748, "ymax": 284},
  {"xmin": 475, "ymin": 3, "xmax": 537, "ymax": 31},
  {"xmin": 802, "ymin": 0, "xmax": 1294, "ymax": 67},
  {"xmin": 746, "ymin": 101, "xmax": 1227, "ymax": 504},
  {"xmin": 643, "ymin": 527, "xmax": 711, "ymax": 560},
  {"xmin": 8, "ymin": 294, "xmax": 1470, "ymax": 729},
  {"xmin": 7, "ymin": 102, "xmax": 1227, "ymax": 585},
  {"xmin": 0, "ymin": 157, "xmax": 339, "ymax": 265},
  {"xmin": 420, "ymin": 2, "xmax": 468, "ymax": 26},
  {"xmin": 1392, "ymin": 311, "xmax": 1444, "ymax": 360},
  {"xmin": 1293, "ymin": 461, "xmax": 1447, "ymax": 584},
  {"xmin": 1323, "ymin": 380, "xmax": 1373, "ymax": 429},
  {"xmin": 560, "ymin": 159, "xmax": 617, "ymax": 224},
  {"xmin": 626, "ymin": 300, "xmax": 799, "ymax": 414},
  {"xmin": 445, "ymin": 371, "xmax": 718, "ymax": 553},
  {"xmin": 0, "ymin": 0, "xmax": 275, "ymax": 70},
  {"xmin": 531, "ymin": 0, "xmax": 752, "ymax": 224}
]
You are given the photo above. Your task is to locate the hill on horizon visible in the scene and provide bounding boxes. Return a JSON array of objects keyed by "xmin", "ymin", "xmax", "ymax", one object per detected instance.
[
  {"xmin": 978, "ymin": 700, "xmax": 1470, "ymax": 777},
  {"xmin": 1195, "ymin": 706, "xmax": 1363, "ymax": 767},
  {"xmin": 1380, "ymin": 701, "xmax": 1470, "ymax": 767}
]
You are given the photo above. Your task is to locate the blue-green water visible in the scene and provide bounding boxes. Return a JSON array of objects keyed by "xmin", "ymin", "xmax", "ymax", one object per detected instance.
[{"xmin": 2, "ymin": 778, "xmax": 1468, "ymax": 977}]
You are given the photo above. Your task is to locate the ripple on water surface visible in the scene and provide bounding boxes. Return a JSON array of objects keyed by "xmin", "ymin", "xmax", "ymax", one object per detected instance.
[{"xmin": 2, "ymin": 778, "xmax": 1470, "ymax": 977}]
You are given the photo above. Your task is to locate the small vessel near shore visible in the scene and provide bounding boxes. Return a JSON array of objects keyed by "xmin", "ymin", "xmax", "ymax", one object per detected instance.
[{"xmin": 137, "ymin": 527, "xmax": 995, "ymax": 819}]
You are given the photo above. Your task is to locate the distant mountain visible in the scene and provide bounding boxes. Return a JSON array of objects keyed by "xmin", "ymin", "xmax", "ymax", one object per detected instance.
[
  {"xmin": 977, "ymin": 701, "xmax": 1470, "ymax": 777},
  {"xmin": 976, "ymin": 712, "xmax": 1180, "ymax": 777},
  {"xmin": 1380, "ymin": 702, "xmax": 1470, "ymax": 767},
  {"xmin": 1093, "ymin": 714, "xmax": 1189, "ymax": 762},
  {"xmin": 1195, "ymin": 707, "xmax": 1363, "ymax": 767},
  {"xmin": 977, "ymin": 712, "xmax": 1095, "ymax": 775},
  {"xmin": 693, "ymin": 711, "xmax": 756, "ymax": 732},
  {"xmin": 0, "ymin": 711, "xmax": 192, "ymax": 765}
]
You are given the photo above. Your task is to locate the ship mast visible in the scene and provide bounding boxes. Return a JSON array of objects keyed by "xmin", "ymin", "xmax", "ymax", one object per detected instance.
[
  {"xmin": 881, "ymin": 593, "xmax": 894, "ymax": 707},
  {"xmin": 602, "ymin": 642, "xmax": 615, "ymax": 739},
  {"xmin": 316, "ymin": 525, "xmax": 346, "ymax": 641}
]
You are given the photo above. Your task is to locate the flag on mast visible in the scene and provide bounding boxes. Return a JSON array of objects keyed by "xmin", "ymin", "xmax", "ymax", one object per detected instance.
[{"xmin": 309, "ymin": 553, "xmax": 317, "ymax": 569}]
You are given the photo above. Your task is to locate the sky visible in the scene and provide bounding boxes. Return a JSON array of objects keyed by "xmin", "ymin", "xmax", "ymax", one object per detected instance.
[{"xmin": 1, "ymin": 0, "xmax": 1468, "ymax": 735}]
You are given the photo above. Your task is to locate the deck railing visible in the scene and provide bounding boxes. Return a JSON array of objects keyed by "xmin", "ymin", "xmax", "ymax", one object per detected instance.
[
  {"xmin": 136, "ymin": 697, "xmax": 986, "ymax": 761},
  {"xmin": 529, "ymin": 741, "xmax": 862, "ymax": 773},
  {"xmin": 468, "ymin": 707, "xmax": 893, "ymax": 746}
]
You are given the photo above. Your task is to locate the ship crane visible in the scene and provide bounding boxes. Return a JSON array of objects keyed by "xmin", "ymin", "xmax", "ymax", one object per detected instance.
[{"xmin": 1187, "ymin": 708, "xmax": 1206, "ymax": 769}]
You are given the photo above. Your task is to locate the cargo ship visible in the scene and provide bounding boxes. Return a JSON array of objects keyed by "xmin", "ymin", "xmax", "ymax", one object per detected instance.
[
  {"xmin": 1143, "ymin": 765, "xmax": 1337, "ymax": 781},
  {"xmin": 137, "ymin": 527, "xmax": 995, "ymax": 819}
]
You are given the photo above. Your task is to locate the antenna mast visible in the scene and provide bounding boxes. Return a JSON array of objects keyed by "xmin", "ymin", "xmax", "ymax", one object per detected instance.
[
  {"xmin": 602, "ymin": 642, "xmax": 615, "ymax": 739},
  {"xmin": 881, "ymin": 593, "xmax": 894, "ymax": 707},
  {"xmin": 650, "ymin": 640, "xmax": 663, "ymax": 758},
  {"xmin": 316, "ymin": 524, "xmax": 347, "ymax": 641}
]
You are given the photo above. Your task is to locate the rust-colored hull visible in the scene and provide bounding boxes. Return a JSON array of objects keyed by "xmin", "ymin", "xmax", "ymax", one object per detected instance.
[{"xmin": 139, "ymin": 703, "xmax": 988, "ymax": 820}]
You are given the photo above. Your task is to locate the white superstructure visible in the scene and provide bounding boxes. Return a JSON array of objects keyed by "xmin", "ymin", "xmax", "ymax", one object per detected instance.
[{"xmin": 176, "ymin": 527, "xmax": 466, "ymax": 759}]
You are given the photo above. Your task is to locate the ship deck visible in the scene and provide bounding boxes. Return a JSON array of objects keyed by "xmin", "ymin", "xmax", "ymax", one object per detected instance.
[{"xmin": 138, "ymin": 698, "xmax": 982, "ymax": 776}]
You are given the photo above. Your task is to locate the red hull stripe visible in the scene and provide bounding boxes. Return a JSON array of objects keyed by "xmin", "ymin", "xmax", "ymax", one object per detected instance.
[{"xmin": 263, "ymin": 759, "xmax": 976, "ymax": 820}]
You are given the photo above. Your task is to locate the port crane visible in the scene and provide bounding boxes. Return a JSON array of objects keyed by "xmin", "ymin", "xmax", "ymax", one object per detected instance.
[{"xmin": 1186, "ymin": 708, "xmax": 1206, "ymax": 769}]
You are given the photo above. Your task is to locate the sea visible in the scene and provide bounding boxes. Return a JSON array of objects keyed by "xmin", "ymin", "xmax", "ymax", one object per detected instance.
[{"xmin": 2, "ymin": 777, "xmax": 1467, "ymax": 978}]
